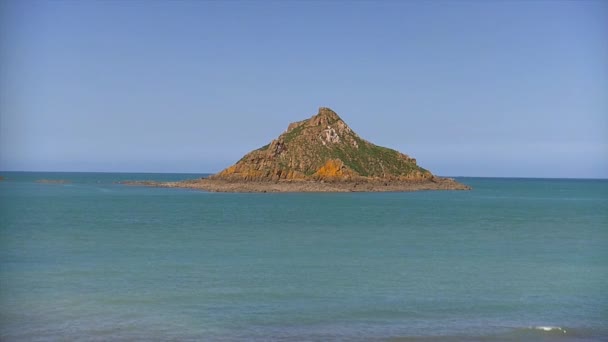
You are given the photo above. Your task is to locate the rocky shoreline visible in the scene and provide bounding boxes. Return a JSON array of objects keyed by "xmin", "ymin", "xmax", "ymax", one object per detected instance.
[{"xmin": 121, "ymin": 176, "xmax": 470, "ymax": 193}]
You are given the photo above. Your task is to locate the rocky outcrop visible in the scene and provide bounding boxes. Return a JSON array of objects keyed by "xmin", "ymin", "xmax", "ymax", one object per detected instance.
[
  {"xmin": 123, "ymin": 177, "xmax": 471, "ymax": 192},
  {"xmin": 211, "ymin": 107, "xmax": 435, "ymax": 182}
]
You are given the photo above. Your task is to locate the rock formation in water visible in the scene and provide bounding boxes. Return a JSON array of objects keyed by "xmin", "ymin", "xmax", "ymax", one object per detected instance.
[{"xmin": 211, "ymin": 107, "xmax": 436, "ymax": 183}]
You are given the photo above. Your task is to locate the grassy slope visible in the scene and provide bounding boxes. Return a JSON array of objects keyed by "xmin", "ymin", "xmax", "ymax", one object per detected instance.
[{"xmin": 254, "ymin": 117, "xmax": 428, "ymax": 178}]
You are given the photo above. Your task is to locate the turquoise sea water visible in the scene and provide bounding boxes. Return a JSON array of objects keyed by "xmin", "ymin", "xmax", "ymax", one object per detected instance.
[{"xmin": 0, "ymin": 172, "xmax": 607, "ymax": 341}]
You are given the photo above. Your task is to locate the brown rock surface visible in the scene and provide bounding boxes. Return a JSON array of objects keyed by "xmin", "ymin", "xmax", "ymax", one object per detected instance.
[{"xmin": 122, "ymin": 177, "xmax": 470, "ymax": 193}]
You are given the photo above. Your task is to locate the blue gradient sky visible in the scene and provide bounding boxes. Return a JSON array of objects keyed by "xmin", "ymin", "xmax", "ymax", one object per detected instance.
[{"xmin": 1, "ymin": 1, "xmax": 606, "ymax": 178}]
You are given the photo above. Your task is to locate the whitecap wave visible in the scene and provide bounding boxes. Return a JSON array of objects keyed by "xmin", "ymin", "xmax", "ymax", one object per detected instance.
[{"xmin": 533, "ymin": 326, "xmax": 567, "ymax": 333}]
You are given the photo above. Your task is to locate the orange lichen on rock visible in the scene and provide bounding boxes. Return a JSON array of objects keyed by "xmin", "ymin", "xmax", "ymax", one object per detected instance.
[
  {"xmin": 285, "ymin": 170, "xmax": 307, "ymax": 180},
  {"xmin": 313, "ymin": 159, "xmax": 358, "ymax": 181},
  {"xmin": 212, "ymin": 163, "xmax": 309, "ymax": 182},
  {"xmin": 216, "ymin": 165, "xmax": 237, "ymax": 177}
]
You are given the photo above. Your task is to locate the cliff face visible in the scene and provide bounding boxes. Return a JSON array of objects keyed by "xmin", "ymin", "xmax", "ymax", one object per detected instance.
[{"xmin": 211, "ymin": 107, "xmax": 434, "ymax": 182}]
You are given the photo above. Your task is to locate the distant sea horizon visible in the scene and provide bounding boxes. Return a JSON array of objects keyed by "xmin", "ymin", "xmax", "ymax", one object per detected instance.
[
  {"xmin": 1, "ymin": 172, "xmax": 606, "ymax": 341},
  {"xmin": 1, "ymin": 170, "xmax": 606, "ymax": 181}
]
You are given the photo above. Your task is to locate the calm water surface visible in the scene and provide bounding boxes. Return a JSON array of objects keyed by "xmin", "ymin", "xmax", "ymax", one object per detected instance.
[{"xmin": 1, "ymin": 172, "xmax": 607, "ymax": 341}]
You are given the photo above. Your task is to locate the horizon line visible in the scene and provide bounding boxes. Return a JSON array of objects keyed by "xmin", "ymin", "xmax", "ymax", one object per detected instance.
[{"xmin": 1, "ymin": 170, "xmax": 606, "ymax": 181}]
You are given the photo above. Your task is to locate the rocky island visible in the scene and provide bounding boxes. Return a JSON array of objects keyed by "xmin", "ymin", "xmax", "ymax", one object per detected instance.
[{"xmin": 126, "ymin": 107, "xmax": 470, "ymax": 192}]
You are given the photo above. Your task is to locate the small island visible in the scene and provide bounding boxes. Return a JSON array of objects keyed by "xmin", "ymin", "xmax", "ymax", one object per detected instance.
[{"xmin": 126, "ymin": 107, "xmax": 470, "ymax": 192}]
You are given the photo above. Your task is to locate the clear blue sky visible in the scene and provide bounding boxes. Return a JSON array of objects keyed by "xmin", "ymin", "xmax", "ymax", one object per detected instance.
[{"xmin": 1, "ymin": 1, "xmax": 606, "ymax": 178}]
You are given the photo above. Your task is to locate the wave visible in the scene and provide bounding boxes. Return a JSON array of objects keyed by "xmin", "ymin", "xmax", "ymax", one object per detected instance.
[
  {"xmin": 532, "ymin": 326, "xmax": 567, "ymax": 333},
  {"xmin": 531, "ymin": 325, "xmax": 566, "ymax": 334},
  {"xmin": 387, "ymin": 326, "xmax": 581, "ymax": 342}
]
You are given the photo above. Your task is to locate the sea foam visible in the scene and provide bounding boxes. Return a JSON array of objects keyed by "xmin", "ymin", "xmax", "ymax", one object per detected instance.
[{"xmin": 533, "ymin": 326, "xmax": 566, "ymax": 333}]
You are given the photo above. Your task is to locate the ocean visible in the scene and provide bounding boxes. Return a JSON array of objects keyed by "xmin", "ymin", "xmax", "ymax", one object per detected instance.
[{"xmin": 0, "ymin": 172, "xmax": 606, "ymax": 341}]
